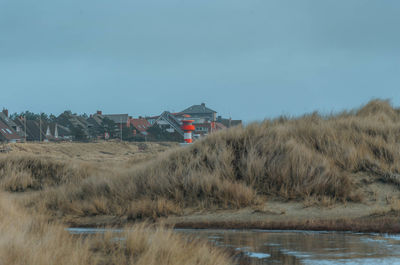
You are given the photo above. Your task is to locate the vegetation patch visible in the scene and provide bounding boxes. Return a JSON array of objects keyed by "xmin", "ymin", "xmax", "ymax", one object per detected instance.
[
  {"xmin": 0, "ymin": 194, "xmax": 233, "ymax": 265},
  {"xmin": 0, "ymin": 156, "xmax": 94, "ymax": 191},
  {"xmin": 10, "ymin": 100, "xmax": 400, "ymax": 224}
]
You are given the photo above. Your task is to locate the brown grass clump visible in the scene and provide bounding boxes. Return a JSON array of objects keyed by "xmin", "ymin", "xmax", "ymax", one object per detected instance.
[
  {"xmin": 0, "ymin": 156, "xmax": 94, "ymax": 191},
  {"xmin": 93, "ymin": 223, "xmax": 233, "ymax": 265},
  {"xmin": 127, "ymin": 198, "xmax": 183, "ymax": 220},
  {"xmin": 0, "ymin": 194, "xmax": 95, "ymax": 265},
  {"xmin": 0, "ymin": 193, "xmax": 233, "ymax": 265},
  {"xmin": 32, "ymin": 99, "xmax": 400, "ymax": 220}
]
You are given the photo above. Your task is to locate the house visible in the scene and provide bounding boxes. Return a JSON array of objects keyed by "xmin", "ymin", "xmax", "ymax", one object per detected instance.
[
  {"xmin": 146, "ymin": 115, "xmax": 160, "ymax": 126},
  {"xmin": 216, "ymin": 116, "xmax": 242, "ymax": 128},
  {"xmin": 87, "ymin": 111, "xmax": 114, "ymax": 139},
  {"xmin": 102, "ymin": 112, "xmax": 130, "ymax": 128},
  {"xmin": 193, "ymin": 122, "xmax": 227, "ymax": 137},
  {"xmin": 0, "ymin": 109, "xmax": 24, "ymax": 137},
  {"xmin": 57, "ymin": 111, "xmax": 88, "ymax": 130},
  {"xmin": 180, "ymin": 103, "xmax": 217, "ymax": 123},
  {"xmin": 87, "ymin": 111, "xmax": 105, "ymax": 128},
  {"xmin": 99, "ymin": 112, "xmax": 132, "ymax": 140},
  {"xmin": 87, "ymin": 111, "xmax": 131, "ymax": 139},
  {"xmin": 44, "ymin": 122, "xmax": 72, "ymax": 141},
  {"xmin": 178, "ymin": 103, "xmax": 233, "ymax": 138},
  {"xmin": 154, "ymin": 111, "xmax": 183, "ymax": 134},
  {"xmin": 146, "ymin": 111, "xmax": 184, "ymax": 142},
  {"xmin": 130, "ymin": 118, "xmax": 151, "ymax": 136},
  {"xmin": 144, "ymin": 104, "xmax": 232, "ymax": 141},
  {"xmin": 56, "ymin": 111, "xmax": 89, "ymax": 140},
  {"xmin": 0, "ymin": 120, "xmax": 23, "ymax": 143},
  {"xmin": 13, "ymin": 118, "xmax": 47, "ymax": 142}
]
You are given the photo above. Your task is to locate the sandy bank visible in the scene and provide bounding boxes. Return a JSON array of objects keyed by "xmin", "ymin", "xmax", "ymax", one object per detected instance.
[{"xmin": 65, "ymin": 199, "xmax": 400, "ymax": 233}]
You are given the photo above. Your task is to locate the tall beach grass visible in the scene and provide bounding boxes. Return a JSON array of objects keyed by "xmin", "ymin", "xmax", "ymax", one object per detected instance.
[
  {"xmin": 0, "ymin": 193, "xmax": 233, "ymax": 265},
  {"xmin": 29, "ymin": 99, "xmax": 400, "ymax": 220}
]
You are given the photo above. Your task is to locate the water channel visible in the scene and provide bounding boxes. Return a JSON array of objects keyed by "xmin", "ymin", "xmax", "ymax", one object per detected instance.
[{"xmin": 68, "ymin": 228, "xmax": 400, "ymax": 264}]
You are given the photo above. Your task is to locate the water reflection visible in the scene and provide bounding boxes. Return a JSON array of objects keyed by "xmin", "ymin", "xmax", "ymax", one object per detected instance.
[
  {"xmin": 176, "ymin": 229, "xmax": 400, "ymax": 265},
  {"xmin": 67, "ymin": 228, "xmax": 400, "ymax": 265}
]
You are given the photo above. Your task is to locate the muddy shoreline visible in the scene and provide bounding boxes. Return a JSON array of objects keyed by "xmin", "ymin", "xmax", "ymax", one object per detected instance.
[
  {"xmin": 64, "ymin": 199, "xmax": 400, "ymax": 233},
  {"xmin": 66, "ymin": 214, "xmax": 400, "ymax": 234},
  {"xmin": 172, "ymin": 217, "xmax": 400, "ymax": 234}
]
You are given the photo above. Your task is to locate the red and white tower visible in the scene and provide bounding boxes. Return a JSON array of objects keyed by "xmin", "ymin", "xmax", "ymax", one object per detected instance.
[{"xmin": 181, "ymin": 117, "xmax": 195, "ymax": 144}]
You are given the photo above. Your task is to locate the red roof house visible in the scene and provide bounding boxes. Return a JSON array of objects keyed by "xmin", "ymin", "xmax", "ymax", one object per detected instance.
[
  {"xmin": 0, "ymin": 120, "xmax": 23, "ymax": 142},
  {"xmin": 130, "ymin": 118, "xmax": 151, "ymax": 135}
]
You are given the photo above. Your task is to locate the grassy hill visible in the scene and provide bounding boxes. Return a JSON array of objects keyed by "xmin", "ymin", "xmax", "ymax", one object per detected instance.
[{"xmin": 10, "ymin": 99, "xmax": 398, "ymax": 221}]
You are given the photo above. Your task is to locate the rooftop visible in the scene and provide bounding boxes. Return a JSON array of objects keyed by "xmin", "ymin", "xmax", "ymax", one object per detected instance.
[
  {"xmin": 0, "ymin": 120, "xmax": 21, "ymax": 141},
  {"xmin": 103, "ymin": 114, "xmax": 129, "ymax": 123},
  {"xmin": 181, "ymin": 103, "xmax": 216, "ymax": 114},
  {"xmin": 130, "ymin": 118, "xmax": 151, "ymax": 133}
]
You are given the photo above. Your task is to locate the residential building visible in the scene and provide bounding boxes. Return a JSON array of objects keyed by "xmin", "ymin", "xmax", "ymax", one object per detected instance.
[
  {"xmin": 56, "ymin": 111, "xmax": 89, "ymax": 140},
  {"xmin": 192, "ymin": 122, "xmax": 227, "ymax": 137},
  {"xmin": 102, "ymin": 112, "xmax": 130, "ymax": 128},
  {"xmin": 0, "ymin": 120, "xmax": 23, "ymax": 143},
  {"xmin": 180, "ymin": 103, "xmax": 217, "ymax": 123},
  {"xmin": 44, "ymin": 122, "xmax": 72, "ymax": 141},
  {"xmin": 13, "ymin": 118, "xmax": 47, "ymax": 142},
  {"xmin": 146, "ymin": 111, "xmax": 184, "ymax": 142},
  {"xmin": 0, "ymin": 109, "xmax": 23, "ymax": 136},
  {"xmin": 146, "ymin": 115, "xmax": 160, "ymax": 126},
  {"xmin": 96, "ymin": 112, "xmax": 131, "ymax": 140},
  {"xmin": 216, "ymin": 116, "xmax": 242, "ymax": 128},
  {"xmin": 179, "ymin": 103, "xmax": 233, "ymax": 138},
  {"xmin": 130, "ymin": 118, "xmax": 151, "ymax": 136},
  {"xmin": 87, "ymin": 111, "xmax": 115, "ymax": 139}
]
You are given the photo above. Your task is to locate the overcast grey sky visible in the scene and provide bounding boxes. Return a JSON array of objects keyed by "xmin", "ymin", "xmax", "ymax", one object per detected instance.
[{"xmin": 1, "ymin": 0, "xmax": 400, "ymax": 121}]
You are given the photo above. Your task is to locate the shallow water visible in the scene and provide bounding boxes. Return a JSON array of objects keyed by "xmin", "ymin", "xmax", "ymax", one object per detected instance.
[{"xmin": 67, "ymin": 228, "xmax": 400, "ymax": 264}]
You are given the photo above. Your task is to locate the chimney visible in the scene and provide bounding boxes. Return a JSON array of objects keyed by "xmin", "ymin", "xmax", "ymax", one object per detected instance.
[
  {"xmin": 2, "ymin": 109, "xmax": 8, "ymax": 117},
  {"xmin": 201, "ymin": 103, "xmax": 205, "ymax": 107},
  {"xmin": 96, "ymin": 110, "xmax": 102, "ymax": 115}
]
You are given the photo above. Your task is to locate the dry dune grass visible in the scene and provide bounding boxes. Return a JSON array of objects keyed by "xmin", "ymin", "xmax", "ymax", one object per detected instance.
[
  {"xmin": 0, "ymin": 141, "xmax": 176, "ymax": 192},
  {"xmin": 29, "ymin": 99, "xmax": 400, "ymax": 221},
  {"xmin": 0, "ymin": 194, "xmax": 95, "ymax": 265},
  {"xmin": 94, "ymin": 223, "xmax": 233, "ymax": 265},
  {"xmin": 0, "ymin": 193, "xmax": 232, "ymax": 265},
  {"xmin": 9, "ymin": 141, "xmax": 177, "ymax": 163},
  {"xmin": 0, "ymin": 156, "xmax": 94, "ymax": 191}
]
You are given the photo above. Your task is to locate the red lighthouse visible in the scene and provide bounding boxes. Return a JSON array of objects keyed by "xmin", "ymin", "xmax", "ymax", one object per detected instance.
[{"xmin": 181, "ymin": 116, "xmax": 195, "ymax": 144}]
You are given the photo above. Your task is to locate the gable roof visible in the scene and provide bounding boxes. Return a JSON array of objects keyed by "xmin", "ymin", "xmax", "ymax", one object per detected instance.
[
  {"xmin": 87, "ymin": 114, "xmax": 111, "ymax": 131},
  {"xmin": 155, "ymin": 111, "xmax": 184, "ymax": 136},
  {"xmin": 0, "ymin": 120, "xmax": 22, "ymax": 141},
  {"xmin": 13, "ymin": 118, "xmax": 48, "ymax": 141},
  {"xmin": 88, "ymin": 114, "xmax": 104, "ymax": 127},
  {"xmin": 130, "ymin": 118, "xmax": 151, "ymax": 133},
  {"xmin": 181, "ymin": 103, "xmax": 216, "ymax": 114},
  {"xmin": 57, "ymin": 112, "xmax": 88, "ymax": 129},
  {"xmin": 0, "ymin": 112, "xmax": 18, "ymax": 129},
  {"xmin": 43, "ymin": 122, "xmax": 71, "ymax": 138},
  {"xmin": 103, "ymin": 114, "xmax": 129, "ymax": 123},
  {"xmin": 26, "ymin": 120, "xmax": 47, "ymax": 141}
]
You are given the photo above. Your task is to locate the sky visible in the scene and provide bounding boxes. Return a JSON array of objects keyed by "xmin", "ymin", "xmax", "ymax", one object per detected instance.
[{"xmin": 1, "ymin": 0, "xmax": 400, "ymax": 122}]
